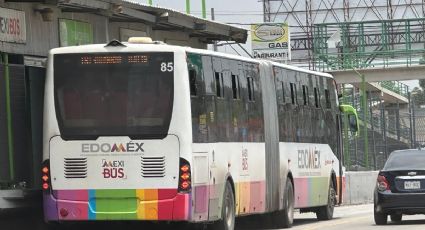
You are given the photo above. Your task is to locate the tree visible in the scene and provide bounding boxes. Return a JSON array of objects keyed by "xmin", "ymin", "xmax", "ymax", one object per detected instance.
[
  {"xmin": 420, "ymin": 79, "xmax": 425, "ymax": 89},
  {"xmin": 412, "ymin": 87, "xmax": 425, "ymax": 106}
]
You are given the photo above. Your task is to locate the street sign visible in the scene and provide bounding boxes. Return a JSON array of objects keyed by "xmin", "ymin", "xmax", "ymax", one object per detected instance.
[
  {"xmin": 59, "ymin": 19, "xmax": 93, "ymax": 47},
  {"xmin": 251, "ymin": 23, "xmax": 291, "ymax": 62}
]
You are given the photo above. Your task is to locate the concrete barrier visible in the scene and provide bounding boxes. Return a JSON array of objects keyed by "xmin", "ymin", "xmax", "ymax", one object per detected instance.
[{"xmin": 343, "ymin": 171, "xmax": 379, "ymax": 205}]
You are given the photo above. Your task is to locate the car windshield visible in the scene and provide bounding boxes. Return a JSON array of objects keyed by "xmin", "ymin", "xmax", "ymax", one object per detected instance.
[{"xmin": 383, "ymin": 150, "xmax": 425, "ymax": 171}]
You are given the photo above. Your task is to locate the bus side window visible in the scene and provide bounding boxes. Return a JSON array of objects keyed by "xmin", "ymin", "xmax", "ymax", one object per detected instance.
[
  {"xmin": 215, "ymin": 72, "xmax": 222, "ymax": 98},
  {"xmin": 247, "ymin": 77, "xmax": 255, "ymax": 102},
  {"xmin": 189, "ymin": 68, "xmax": 198, "ymax": 96},
  {"xmin": 231, "ymin": 74, "xmax": 241, "ymax": 100},
  {"xmin": 302, "ymin": 85, "xmax": 309, "ymax": 105},
  {"xmin": 314, "ymin": 87, "xmax": 320, "ymax": 108},
  {"xmin": 325, "ymin": 89, "xmax": 331, "ymax": 109},
  {"xmin": 290, "ymin": 83, "xmax": 297, "ymax": 105},
  {"xmin": 188, "ymin": 53, "xmax": 207, "ymax": 143},
  {"xmin": 252, "ymin": 63, "xmax": 264, "ymax": 142},
  {"xmin": 202, "ymin": 55, "xmax": 217, "ymax": 142},
  {"xmin": 203, "ymin": 56, "xmax": 215, "ymax": 95}
]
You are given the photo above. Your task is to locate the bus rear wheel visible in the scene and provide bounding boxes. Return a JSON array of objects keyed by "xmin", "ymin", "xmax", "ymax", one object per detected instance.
[
  {"xmin": 316, "ymin": 180, "xmax": 335, "ymax": 221},
  {"xmin": 273, "ymin": 179, "xmax": 294, "ymax": 228},
  {"xmin": 212, "ymin": 181, "xmax": 235, "ymax": 230}
]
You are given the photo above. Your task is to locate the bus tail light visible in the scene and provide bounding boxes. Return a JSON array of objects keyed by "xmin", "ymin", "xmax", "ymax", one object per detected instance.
[
  {"xmin": 42, "ymin": 160, "xmax": 51, "ymax": 191},
  {"xmin": 178, "ymin": 158, "xmax": 191, "ymax": 193}
]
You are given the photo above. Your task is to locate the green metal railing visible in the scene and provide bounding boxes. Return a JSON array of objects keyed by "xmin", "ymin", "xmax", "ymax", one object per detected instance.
[
  {"xmin": 313, "ymin": 18, "xmax": 418, "ymax": 98},
  {"xmin": 313, "ymin": 18, "xmax": 425, "ymax": 71},
  {"xmin": 377, "ymin": 81, "xmax": 409, "ymax": 98}
]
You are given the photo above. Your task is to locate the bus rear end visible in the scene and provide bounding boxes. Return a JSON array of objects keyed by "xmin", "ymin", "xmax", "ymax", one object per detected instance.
[{"xmin": 42, "ymin": 45, "xmax": 193, "ymax": 222}]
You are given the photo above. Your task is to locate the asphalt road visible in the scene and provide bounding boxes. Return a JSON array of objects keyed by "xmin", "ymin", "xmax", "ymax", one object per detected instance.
[
  {"xmin": 292, "ymin": 204, "xmax": 425, "ymax": 230},
  {"xmin": 237, "ymin": 204, "xmax": 425, "ymax": 230},
  {"xmin": 2, "ymin": 204, "xmax": 425, "ymax": 230}
]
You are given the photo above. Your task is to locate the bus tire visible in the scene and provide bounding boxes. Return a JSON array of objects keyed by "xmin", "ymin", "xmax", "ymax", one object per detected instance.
[
  {"xmin": 212, "ymin": 181, "xmax": 235, "ymax": 230},
  {"xmin": 274, "ymin": 179, "xmax": 294, "ymax": 228},
  {"xmin": 316, "ymin": 180, "xmax": 335, "ymax": 221}
]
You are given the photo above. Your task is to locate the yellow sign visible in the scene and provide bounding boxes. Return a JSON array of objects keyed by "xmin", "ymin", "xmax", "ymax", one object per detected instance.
[{"xmin": 251, "ymin": 23, "xmax": 291, "ymax": 61}]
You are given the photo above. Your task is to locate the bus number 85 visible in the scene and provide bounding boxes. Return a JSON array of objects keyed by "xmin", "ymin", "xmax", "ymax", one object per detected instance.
[{"xmin": 161, "ymin": 62, "xmax": 174, "ymax": 72}]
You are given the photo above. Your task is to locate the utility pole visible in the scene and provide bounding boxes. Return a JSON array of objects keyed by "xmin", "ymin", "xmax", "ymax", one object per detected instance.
[
  {"xmin": 186, "ymin": 0, "xmax": 190, "ymax": 14},
  {"xmin": 211, "ymin": 8, "xmax": 218, "ymax": 51},
  {"xmin": 263, "ymin": 0, "xmax": 270, "ymax": 22},
  {"xmin": 351, "ymin": 68, "xmax": 369, "ymax": 169},
  {"xmin": 201, "ymin": 0, "xmax": 206, "ymax": 19},
  {"xmin": 305, "ymin": 0, "xmax": 313, "ymax": 69}
]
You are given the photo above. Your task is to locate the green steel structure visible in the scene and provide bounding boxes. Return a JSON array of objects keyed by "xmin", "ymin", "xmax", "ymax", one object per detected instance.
[
  {"xmin": 340, "ymin": 86, "xmax": 411, "ymax": 170},
  {"xmin": 313, "ymin": 18, "xmax": 425, "ymax": 72},
  {"xmin": 312, "ymin": 18, "xmax": 422, "ymax": 169},
  {"xmin": 313, "ymin": 18, "xmax": 411, "ymax": 98}
]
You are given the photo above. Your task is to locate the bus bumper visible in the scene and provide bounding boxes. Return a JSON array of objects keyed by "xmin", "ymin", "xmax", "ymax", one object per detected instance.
[{"xmin": 43, "ymin": 190, "xmax": 191, "ymax": 221}]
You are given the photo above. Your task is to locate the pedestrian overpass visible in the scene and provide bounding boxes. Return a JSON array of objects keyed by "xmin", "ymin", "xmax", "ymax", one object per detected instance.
[{"xmin": 312, "ymin": 18, "xmax": 425, "ymax": 169}]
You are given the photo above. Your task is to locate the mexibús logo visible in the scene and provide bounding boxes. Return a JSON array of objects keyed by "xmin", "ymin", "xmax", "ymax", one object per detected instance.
[
  {"xmin": 82, "ymin": 142, "xmax": 144, "ymax": 153},
  {"xmin": 102, "ymin": 159, "xmax": 126, "ymax": 179}
]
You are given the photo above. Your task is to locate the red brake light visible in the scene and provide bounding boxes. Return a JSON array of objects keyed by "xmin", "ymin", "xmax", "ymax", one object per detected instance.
[
  {"xmin": 42, "ymin": 175, "xmax": 49, "ymax": 182},
  {"xmin": 377, "ymin": 175, "xmax": 390, "ymax": 191},
  {"xmin": 42, "ymin": 183, "xmax": 49, "ymax": 190},
  {"xmin": 42, "ymin": 167, "xmax": 49, "ymax": 174},
  {"xmin": 181, "ymin": 181, "xmax": 190, "ymax": 190}
]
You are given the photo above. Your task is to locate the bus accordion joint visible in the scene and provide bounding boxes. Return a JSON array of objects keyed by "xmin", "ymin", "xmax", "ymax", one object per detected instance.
[
  {"xmin": 179, "ymin": 158, "xmax": 191, "ymax": 193},
  {"xmin": 41, "ymin": 160, "xmax": 51, "ymax": 191}
]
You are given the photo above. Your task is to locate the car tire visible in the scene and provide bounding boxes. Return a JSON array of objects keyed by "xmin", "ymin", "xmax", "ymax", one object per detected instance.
[
  {"xmin": 390, "ymin": 214, "xmax": 402, "ymax": 223},
  {"xmin": 212, "ymin": 182, "xmax": 235, "ymax": 230},
  {"xmin": 374, "ymin": 206, "xmax": 387, "ymax": 225},
  {"xmin": 273, "ymin": 179, "xmax": 294, "ymax": 228},
  {"xmin": 316, "ymin": 180, "xmax": 336, "ymax": 221}
]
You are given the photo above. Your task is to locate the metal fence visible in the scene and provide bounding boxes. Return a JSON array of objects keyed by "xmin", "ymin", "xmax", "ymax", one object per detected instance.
[{"xmin": 341, "ymin": 87, "xmax": 412, "ymax": 171}]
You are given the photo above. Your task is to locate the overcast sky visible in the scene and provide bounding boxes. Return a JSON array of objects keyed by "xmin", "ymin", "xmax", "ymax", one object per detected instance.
[
  {"xmin": 134, "ymin": 0, "xmax": 263, "ymax": 56},
  {"xmin": 134, "ymin": 0, "xmax": 418, "ymax": 89}
]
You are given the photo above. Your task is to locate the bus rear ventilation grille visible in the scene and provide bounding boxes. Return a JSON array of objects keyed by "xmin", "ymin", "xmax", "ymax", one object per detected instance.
[
  {"xmin": 64, "ymin": 158, "xmax": 88, "ymax": 179},
  {"xmin": 141, "ymin": 156, "xmax": 165, "ymax": 178}
]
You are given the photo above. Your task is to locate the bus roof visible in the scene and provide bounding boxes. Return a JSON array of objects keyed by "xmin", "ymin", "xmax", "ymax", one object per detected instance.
[
  {"xmin": 185, "ymin": 46, "xmax": 334, "ymax": 80},
  {"xmin": 49, "ymin": 41, "xmax": 334, "ymax": 80}
]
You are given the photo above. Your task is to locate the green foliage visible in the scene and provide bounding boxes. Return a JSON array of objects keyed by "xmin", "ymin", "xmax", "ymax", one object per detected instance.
[
  {"xmin": 420, "ymin": 79, "xmax": 425, "ymax": 89},
  {"xmin": 412, "ymin": 87, "xmax": 425, "ymax": 106}
]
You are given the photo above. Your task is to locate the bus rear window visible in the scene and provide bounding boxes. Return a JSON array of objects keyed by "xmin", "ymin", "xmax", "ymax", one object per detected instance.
[{"xmin": 54, "ymin": 52, "xmax": 174, "ymax": 140}]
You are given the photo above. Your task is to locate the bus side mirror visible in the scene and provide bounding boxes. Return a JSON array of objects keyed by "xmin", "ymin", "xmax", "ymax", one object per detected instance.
[{"xmin": 348, "ymin": 114, "xmax": 358, "ymax": 133}]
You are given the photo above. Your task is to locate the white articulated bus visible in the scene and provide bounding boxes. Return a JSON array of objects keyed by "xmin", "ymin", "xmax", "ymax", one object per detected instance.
[{"xmin": 42, "ymin": 38, "xmax": 358, "ymax": 229}]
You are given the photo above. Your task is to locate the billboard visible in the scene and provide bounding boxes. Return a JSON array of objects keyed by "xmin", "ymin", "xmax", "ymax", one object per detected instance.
[
  {"xmin": 0, "ymin": 7, "xmax": 26, "ymax": 43},
  {"xmin": 251, "ymin": 23, "xmax": 291, "ymax": 62},
  {"xmin": 59, "ymin": 19, "xmax": 93, "ymax": 47}
]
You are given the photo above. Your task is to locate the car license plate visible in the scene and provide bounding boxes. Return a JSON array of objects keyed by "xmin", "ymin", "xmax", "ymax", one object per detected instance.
[{"xmin": 405, "ymin": 181, "xmax": 421, "ymax": 189}]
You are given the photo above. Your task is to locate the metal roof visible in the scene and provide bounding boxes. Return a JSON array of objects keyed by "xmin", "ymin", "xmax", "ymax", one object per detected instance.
[{"xmin": 56, "ymin": 0, "xmax": 248, "ymax": 43}]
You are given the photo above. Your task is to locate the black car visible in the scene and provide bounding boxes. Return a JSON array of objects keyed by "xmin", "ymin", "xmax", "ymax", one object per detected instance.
[{"xmin": 374, "ymin": 149, "xmax": 425, "ymax": 225}]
